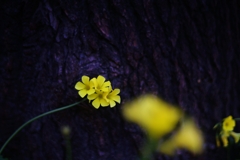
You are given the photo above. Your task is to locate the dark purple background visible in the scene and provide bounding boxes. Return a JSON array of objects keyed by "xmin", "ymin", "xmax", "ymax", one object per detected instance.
[{"xmin": 1, "ymin": 0, "xmax": 240, "ymax": 159}]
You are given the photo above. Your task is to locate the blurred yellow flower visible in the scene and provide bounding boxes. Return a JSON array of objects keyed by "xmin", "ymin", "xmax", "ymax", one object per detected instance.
[
  {"xmin": 75, "ymin": 75, "xmax": 95, "ymax": 97},
  {"xmin": 216, "ymin": 131, "xmax": 240, "ymax": 147},
  {"xmin": 220, "ymin": 131, "xmax": 230, "ymax": 147},
  {"xmin": 230, "ymin": 132, "xmax": 240, "ymax": 143},
  {"xmin": 222, "ymin": 116, "xmax": 235, "ymax": 132},
  {"xmin": 122, "ymin": 94, "xmax": 182, "ymax": 138},
  {"xmin": 91, "ymin": 75, "xmax": 111, "ymax": 92},
  {"xmin": 158, "ymin": 118, "xmax": 204, "ymax": 155}
]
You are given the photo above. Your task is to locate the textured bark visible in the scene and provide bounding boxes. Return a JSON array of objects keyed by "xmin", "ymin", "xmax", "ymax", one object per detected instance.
[{"xmin": 0, "ymin": 0, "xmax": 240, "ymax": 160}]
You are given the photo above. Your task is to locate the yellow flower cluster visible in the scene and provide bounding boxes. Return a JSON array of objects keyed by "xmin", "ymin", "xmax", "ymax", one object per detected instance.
[
  {"xmin": 122, "ymin": 94, "xmax": 204, "ymax": 155},
  {"xmin": 214, "ymin": 115, "xmax": 240, "ymax": 147},
  {"xmin": 75, "ymin": 75, "xmax": 121, "ymax": 109}
]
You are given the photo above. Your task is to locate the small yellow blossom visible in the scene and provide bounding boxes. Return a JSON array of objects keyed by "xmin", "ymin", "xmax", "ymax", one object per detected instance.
[
  {"xmin": 105, "ymin": 86, "xmax": 121, "ymax": 107},
  {"xmin": 122, "ymin": 94, "xmax": 182, "ymax": 139},
  {"xmin": 87, "ymin": 90, "xmax": 109, "ymax": 109},
  {"xmin": 75, "ymin": 76, "xmax": 95, "ymax": 97},
  {"xmin": 214, "ymin": 116, "xmax": 240, "ymax": 147},
  {"xmin": 222, "ymin": 116, "xmax": 235, "ymax": 132},
  {"xmin": 75, "ymin": 75, "xmax": 121, "ymax": 109},
  {"xmin": 91, "ymin": 75, "xmax": 111, "ymax": 92},
  {"xmin": 215, "ymin": 131, "xmax": 240, "ymax": 147},
  {"xmin": 158, "ymin": 118, "xmax": 204, "ymax": 155}
]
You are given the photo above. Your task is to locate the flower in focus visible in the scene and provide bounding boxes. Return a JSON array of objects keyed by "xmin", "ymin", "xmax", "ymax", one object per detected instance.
[
  {"xmin": 122, "ymin": 94, "xmax": 182, "ymax": 139},
  {"xmin": 75, "ymin": 76, "xmax": 95, "ymax": 97},
  {"xmin": 75, "ymin": 75, "xmax": 121, "ymax": 109},
  {"xmin": 158, "ymin": 118, "xmax": 204, "ymax": 155},
  {"xmin": 87, "ymin": 90, "xmax": 109, "ymax": 109},
  {"xmin": 222, "ymin": 116, "xmax": 235, "ymax": 132},
  {"xmin": 105, "ymin": 86, "xmax": 121, "ymax": 108},
  {"xmin": 91, "ymin": 75, "xmax": 111, "ymax": 92}
]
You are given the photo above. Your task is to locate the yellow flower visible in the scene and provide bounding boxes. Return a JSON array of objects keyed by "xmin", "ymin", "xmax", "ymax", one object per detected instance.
[
  {"xmin": 230, "ymin": 131, "xmax": 240, "ymax": 143},
  {"xmin": 214, "ymin": 116, "xmax": 239, "ymax": 147},
  {"xmin": 159, "ymin": 118, "xmax": 204, "ymax": 155},
  {"xmin": 91, "ymin": 75, "xmax": 111, "ymax": 92},
  {"xmin": 87, "ymin": 90, "xmax": 109, "ymax": 109},
  {"xmin": 220, "ymin": 131, "xmax": 230, "ymax": 147},
  {"xmin": 222, "ymin": 116, "xmax": 235, "ymax": 132},
  {"xmin": 75, "ymin": 75, "xmax": 121, "ymax": 109},
  {"xmin": 105, "ymin": 86, "xmax": 121, "ymax": 107},
  {"xmin": 216, "ymin": 131, "xmax": 240, "ymax": 147},
  {"xmin": 122, "ymin": 94, "xmax": 182, "ymax": 139},
  {"xmin": 75, "ymin": 76, "xmax": 95, "ymax": 97}
]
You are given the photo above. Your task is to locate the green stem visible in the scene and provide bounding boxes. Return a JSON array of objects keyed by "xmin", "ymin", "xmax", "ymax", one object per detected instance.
[
  {"xmin": 65, "ymin": 135, "xmax": 72, "ymax": 160},
  {"xmin": 0, "ymin": 99, "xmax": 86, "ymax": 155},
  {"xmin": 140, "ymin": 138, "xmax": 158, "ymax": 160},
  {"xmin": 234, "ymin": 118, "xmax": 240, "ymax": 121}
]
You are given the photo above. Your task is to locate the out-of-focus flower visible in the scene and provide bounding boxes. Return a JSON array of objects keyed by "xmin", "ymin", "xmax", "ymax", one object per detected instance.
[
  {"xmin": 122, "ymin": 94, "xmax": 182, "ymax": 139},
  {"xmin": 91, "ymin": 75, "xmax": 111, "ymax": 92},
  {"xmin": 158, "ymin": 118, "xmax": 204, "ymax": 155},
  {"xmin": 61, "ymin": 126, "xmax": 71, "ymax": 136},
  {"xmin": 222, "ymin": 116, "xmax": 235, "ymax": 132},
  {"xmin": 75, "ymin": 76, "xmax": 95, "ymax": 97},
  {"xmin": 220, "ymin": 131, "xmax": 230, "ymax": 147},
  {"xmin": 230, "ymin": 132, "xmax": 240, "ymax": 143},
  {"xmin": 214, "ymin": 115, "xmax": 240, "ymax": 147},
  {"xmin": 216, "ymin": 131, "xmax": 240, "ymax": 147}
]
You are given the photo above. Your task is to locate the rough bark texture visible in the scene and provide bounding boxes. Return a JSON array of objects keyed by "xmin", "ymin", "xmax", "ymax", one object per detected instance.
[{"xmin": 0, "ymin": 0, "xmax": 240, "ymax": 160}]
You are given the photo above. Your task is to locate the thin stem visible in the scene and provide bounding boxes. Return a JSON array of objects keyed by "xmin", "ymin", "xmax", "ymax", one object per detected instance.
[
  {"xmin": 65, "ymin": 135, "xmax": 72, "ymax": 160},
  {"xmin": 140, "ymin": 138, "xmax": 158, "ymax": 160},
  {"xmin": 0, "ymin": 99, "xmax": 86, "ymax": 154},
  {"xmin": 234, "ymin": 118, "xmax": 240, "ymax": 121}
]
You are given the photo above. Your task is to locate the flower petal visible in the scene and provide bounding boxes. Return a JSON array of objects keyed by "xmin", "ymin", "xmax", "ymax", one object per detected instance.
[
  {"xmin": 101, "ymin": 87, "xmax": 109, "ymax": 92},
  {"xmin": 92, "ymin": 98, "xmax": 100, "ymax": 109},
  {"xmin": 111, "ymin": 95, "xmax": 121, "ymax": 103},
  {"xmin": 102, "ymin": 81, "xmax": 111, "ymax": 88},
  {"xmin": 87, "ymin": 93, "xmax": 98, "ymax": 100},
  {"xmin": 97, "ymin": 75, "xmax": 105, "ymax": 87},
  {"xmin": 110, "ymin": 89, "xmax": 120, "ymax": 95},
  {"xmin": 82, "ymin": 76, "xmax": 90, "ymax": 85},
  {"xmin": 79, "ymin": 89, "xmax": 87, "ymax": 98},
  {"xmin": 87, "ymin": 88, "xmax": 95, "ymax": 95},
  {"xmin": 75, "ymin": 82, "xmax": 86, "ymax": 90},
  {"xmin": 109, "ymin": 100, "xmax": 116, "ymax": 107},
  {"xmin": 100, "ymin": 98, "xmax": 109, "ymax": 106},
  {"xmin": 91, "ymin": 78, "xmax": 97, "ymax": 88}
]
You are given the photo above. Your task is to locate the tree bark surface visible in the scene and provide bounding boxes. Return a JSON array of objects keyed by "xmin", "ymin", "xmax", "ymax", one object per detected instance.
[{"xmin": 0, "ymin": 0, "xmax": 240, "ymax": 160}]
